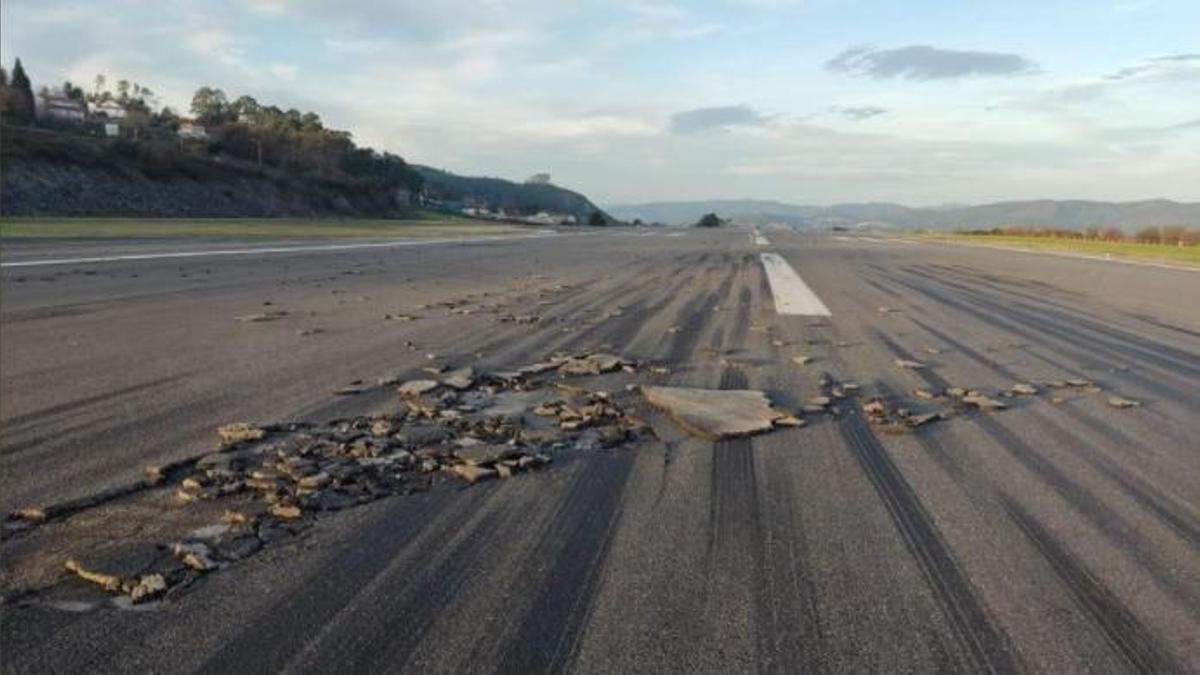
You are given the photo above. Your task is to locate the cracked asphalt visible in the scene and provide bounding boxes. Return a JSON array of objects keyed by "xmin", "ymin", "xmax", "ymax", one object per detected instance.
[{"xmin": 2, "ymin": 228, "xmax": 1197, "ymax": 673}]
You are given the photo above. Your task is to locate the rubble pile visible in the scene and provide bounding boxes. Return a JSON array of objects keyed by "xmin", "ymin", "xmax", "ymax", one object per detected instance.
[
  {"xmin": 16, "ymin": 350, "xmax": 652, "ymax": 607},
  {"xmin": 861, "ymin": 397, "xmax": 946, "ymax": 433}
]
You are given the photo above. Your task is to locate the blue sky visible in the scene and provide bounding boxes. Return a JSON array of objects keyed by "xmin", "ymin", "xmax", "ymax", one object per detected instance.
[{"xmin": 3, "ymin": 0, "xmax": 1198, "ymax": 206}]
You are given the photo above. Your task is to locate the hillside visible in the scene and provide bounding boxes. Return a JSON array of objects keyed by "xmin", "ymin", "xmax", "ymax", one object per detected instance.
[
  {"xmin": 0, "ymin": 126, "xmax": 608, "ymax": 221},
  {"xmin": 413, "ymin": 166, "xmax": 608, "ymax": 223},
  {"xmin": 608, "ymin": 199, "xmax": 1200, "ymax": 231},
  {"xmin": 0, "ymin": 126, "xmax": 420, "ymax": 218}
]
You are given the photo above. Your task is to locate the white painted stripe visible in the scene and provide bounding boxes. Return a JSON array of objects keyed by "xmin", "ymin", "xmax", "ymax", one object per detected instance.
[
  {"xmin": 754, "ymin": 233, "xmax": 771, "ymax": 246},
  {"xmin": 759, "ymin": 253, "xmax": 831, "ymax": 316},
  {"xmin": 0, "ymin": 231, "xmax": 558, "ymax": 268}
]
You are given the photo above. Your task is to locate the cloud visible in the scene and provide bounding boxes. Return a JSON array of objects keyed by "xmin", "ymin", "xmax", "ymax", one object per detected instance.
[
  {"xmin": 669, "ymin": 105, "xmax": 767, "ymax": 134},
  {"xmin": 1011, "ymin": 52, "xmax": 1200, "ymax": 114},
  {"xmin": 827, "ymin": 45, "xmax": 1038, "ymax": 80},
  {"xmin": 833, "ymin": 106, "xmax": 888, "ymax": 120},
  {"xmin": 324, "ymin": 38, "xmax": 390, "ymax": 55},
  {"xmin": 622, "ymin": 2, "xmax": 724, "ymax": 41},
  {"xmin": 1105, "ymin": 53, "xmax": 1200, "ymax": 81}
]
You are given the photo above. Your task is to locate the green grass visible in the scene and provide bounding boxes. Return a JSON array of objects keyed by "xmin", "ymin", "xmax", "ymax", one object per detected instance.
[
  {"xmin": 917, "ymin": 233, "xmax": 1200, "ymax": 266},
  {"xmin": 0, "ymin": 213, "xmax": 525, "ymax": 240}
]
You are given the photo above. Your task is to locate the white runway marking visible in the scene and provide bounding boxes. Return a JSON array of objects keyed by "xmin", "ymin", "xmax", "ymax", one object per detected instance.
[
  {"xmin": 0, "ymin": 231, "xmax": 558, "ymax": 268},
  {"xmin": 759, "ymin": 253, "xmax": 831, "ymax": 316},
  {"xmin": 754, "ymin": 233, "xmax": 771, "ymax": 246}
]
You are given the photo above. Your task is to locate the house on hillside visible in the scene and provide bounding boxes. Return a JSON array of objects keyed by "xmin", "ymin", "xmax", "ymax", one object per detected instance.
[
  {"xmin": 394, "ymin": 187, "xmax": 412, "ymax": 207},
  {"xmin": 177, "ymin": 119, "xmax": 208, "ymax": 140},
  {"xmin": 91, "ymin": 100, "xmax": 127, "ymax": 119},
  {"xmin": 37, "ymin": 91, "xmax": 87, "ymax": 122},
  {"xmin": 525, "ymin": 211, "xmax": 576, "ymax": 225}
]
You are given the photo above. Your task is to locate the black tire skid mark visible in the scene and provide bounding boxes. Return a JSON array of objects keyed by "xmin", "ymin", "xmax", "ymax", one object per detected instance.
[
  {"xmin": 877, "ymin": 269, "xmax": 1198, "ymax": 407},
  {"xmin": 903, "ymin": 316, "xmax": 1200, "ymax": 551},
  {"xmin": 873, "ymin": 314, "xmax": 1200, "ymax": 613},
  {"xmin": 494, "ymin": 451, "xmax": 637, "ymax": 675},
  {"xmin": 966, "ymin": 416, "xmax": 1200, "ymax": 615},
  {"xmin": 898, "ymin": 267, "xmax": 1200, "ymax": 386},
  {"xmin": 196, "ymin": 489, "xmax": 489, "ymax": 674},
  {"xmin": 837, "ymin": 408, "xmax": 1021, "ymax": 673},
  {"xmin": 1001, "ymin": 497, "xmax": 1184, "ymax": 674}
]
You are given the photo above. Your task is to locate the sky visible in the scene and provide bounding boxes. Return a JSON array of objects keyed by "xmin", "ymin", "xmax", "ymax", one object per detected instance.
[{"xmin": 2, "ymin": 0, "xmax": 1198, "ymax": 207}]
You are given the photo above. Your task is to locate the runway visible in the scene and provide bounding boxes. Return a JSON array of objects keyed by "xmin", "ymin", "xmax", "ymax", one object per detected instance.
[{"xmin": 2, "ymin": 227, "xmax": 1197, "ymax": 672}]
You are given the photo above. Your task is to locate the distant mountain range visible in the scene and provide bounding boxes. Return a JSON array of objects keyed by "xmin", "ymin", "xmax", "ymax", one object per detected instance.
[{"xmin": 605, "ymin": 199, "xmax": 1200, "ymax": 231}]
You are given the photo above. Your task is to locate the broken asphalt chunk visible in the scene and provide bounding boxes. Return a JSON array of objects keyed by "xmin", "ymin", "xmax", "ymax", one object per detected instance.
[
  {"xmin": 962, "ymin": 393, "xmax": 1008, "ymax": 411},
  {"xmin": 557, "ymin": 353, "xmax": 627, "ymax": 376},
  {"xmin": 641, "ymin": 386, "xmax": 787, "ymax": 439},
  {"xmin": 397, "ymin": 379, "xmax": 441, "ymax": 397},
  {"xmin": 217, "ymin": 423, "xmax": 266, "ymax": 443},
  {"xmin": 1107, "ymin": 396, "xmax": 1141, "ymax": 409}
]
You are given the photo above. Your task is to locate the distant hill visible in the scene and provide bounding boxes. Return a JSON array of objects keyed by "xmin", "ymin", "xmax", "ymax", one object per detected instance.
[
  {"xmin": 607, "ymin": 199, "xmax": 1200, "ymax": 231},
  {"xmin": 413, "ymin": 166, "xmax": 608, "ymax": 223}
]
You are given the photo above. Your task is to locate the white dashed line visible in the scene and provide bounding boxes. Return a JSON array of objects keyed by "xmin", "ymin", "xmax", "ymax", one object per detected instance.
[
  {"xmin": 0, "ymin": 231, "xmax": 558, "ymax": 268},
  {"xmin": 754, "ymin": 233, "xmax": 771, "ymax": 246},
  {"xmin": 759, "ymin": 253, "xmax": 831, "ymax": 316}
]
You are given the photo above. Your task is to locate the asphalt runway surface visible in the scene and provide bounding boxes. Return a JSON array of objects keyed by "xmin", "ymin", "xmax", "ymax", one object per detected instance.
[{"xmin": 2, "ymin": 228, "xmax": 1198, "ymax": 672}]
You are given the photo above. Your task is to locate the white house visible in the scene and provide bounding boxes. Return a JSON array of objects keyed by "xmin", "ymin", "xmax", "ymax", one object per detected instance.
[
  {"xmin": 525, "ymin": 211, "xmax": 576, "ymax": 226},
  {"xmin": 37, "ymin": 91, "xmax": 87, "ymax": 122},
  {"xmin": 92, "ymin": 100, "xmax": 127, "ymax": 119},
  {"xmin": 177, "ymin": 119, "xmax": 208, "ymax": 140}
]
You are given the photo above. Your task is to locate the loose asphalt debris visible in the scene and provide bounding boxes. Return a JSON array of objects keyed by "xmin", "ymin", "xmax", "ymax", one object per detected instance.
[
  {"xmin": 3, "ymin": 332, "xmax": 1148, "ymax": 610},
  {"xmin": 3, "ymin": 350, "xmax": 661, "ymax": 608}
]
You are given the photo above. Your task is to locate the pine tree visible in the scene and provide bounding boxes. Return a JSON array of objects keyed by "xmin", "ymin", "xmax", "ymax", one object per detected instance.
[
  {"xmin": 9, "ymin": 58, "xmax": 36, "ymax": 124},
  {"xmin": 0, "ymin": 66, "xmax": 9, "ymax": 119}
]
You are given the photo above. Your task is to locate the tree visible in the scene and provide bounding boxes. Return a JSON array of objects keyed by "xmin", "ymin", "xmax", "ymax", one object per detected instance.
[
  {"xmin": 190, "ymin": 86, "xmax": 228, "ymax": 124},
  {"xmin": 588, "ymin": 211, "xmax": 608, "ymax": 226},
  {"xmin": 230, "ymin": 95, "xmax": 261, "ymax": 122},
  {"xmin": 1134, "ymin": 226, "xmax": 1161, "ymax": 244},
  {"xmin": 62, "ymin": 80, "xmax": 85, "ymax": 101},
  {"xmin": 695, "ymin": 212, "xmax": 723, "ymax": 228},
  {"xmin": 156, "ymin": 106, "xmax": 181, "ymax": 131},
  {"xmin": 0, "ymin": 66, "xmax": 9, "ymax": 119},
  {"xmin": 8, "ymin": 58, "xmax": 36, "ymax": 124},
  {"xmin": 299, "ymin": 111, "xmax": 322, "ymax": 131},
  {"xmin": 526, "ymin": 173, "xmax": 551, "ymax": 185}
]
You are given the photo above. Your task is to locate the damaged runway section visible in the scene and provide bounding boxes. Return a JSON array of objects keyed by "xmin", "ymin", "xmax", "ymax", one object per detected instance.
[
  {"xmin": 1, "ymin": 351, "xmax": 656, "ymax": 610},
  {"xmin": 1, "ymin": 350, "xmax": 823, "ymax": 611},
  {"xmin": 759, "ymin": 253, "xmax": 831, "ymax": 316}
]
